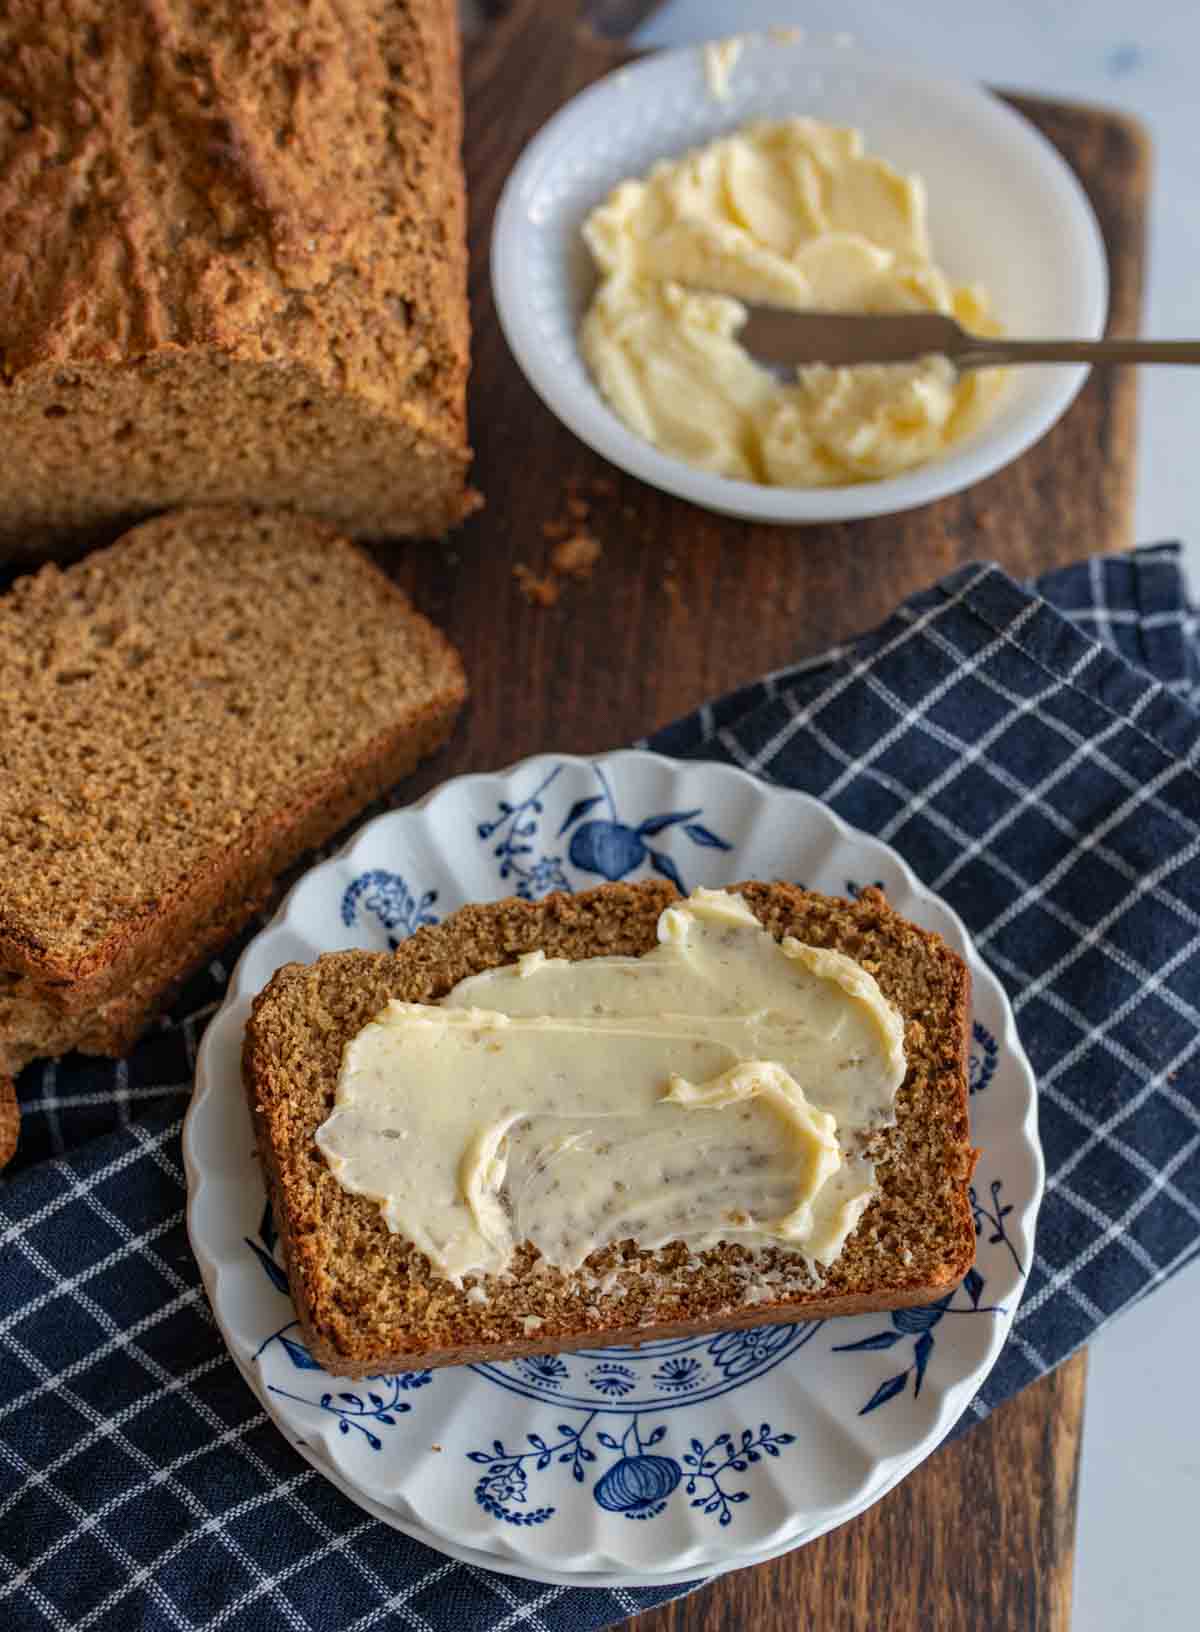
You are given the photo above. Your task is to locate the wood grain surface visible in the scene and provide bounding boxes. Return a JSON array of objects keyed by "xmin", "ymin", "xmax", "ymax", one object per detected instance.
[{"xmin": 380, "ymin": 3, "xmax": 1145, "ymax": 1626}]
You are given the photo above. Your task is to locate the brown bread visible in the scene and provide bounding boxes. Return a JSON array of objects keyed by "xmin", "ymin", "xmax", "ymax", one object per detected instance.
[
  {"xmin": 0, "ymin": 883, "xmax": 270, "ymax": 1171},
  {"xmin": 0, "ymin": 0, "xmax": 476, "ymax": 562},
  {"xmin": 243, "ymin": 880, "xmax": 977, "ymax": 1377},
  {"xmin": 0, "ymin": 880, "xmax": 272, "ymax": 1077},
  {"xmin": 0, "ymin": 508, "xmax": 467, "ymax": 1017}
]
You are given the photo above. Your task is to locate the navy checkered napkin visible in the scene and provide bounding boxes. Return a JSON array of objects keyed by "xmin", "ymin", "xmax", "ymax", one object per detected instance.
[{"xmin": 3, "ymin": 545, "xmax": 1200, "ymax": 1629}]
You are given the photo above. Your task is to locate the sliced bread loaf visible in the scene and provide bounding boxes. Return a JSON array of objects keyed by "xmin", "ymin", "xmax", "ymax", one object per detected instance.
[
  {"xmin": 0, "ymin": 0, "xmax": 475, "ymax": 561},
  {"xmin": 243, "ymin": 880, "xmax": 976, "ymax": 1377},
  {"xmin": 0, "ymin": 508, "xmax": 467, "ymax": 1014},
  {"xmin": 0, "ymin": 881, "xmax": 271, "ymax": 1171}
]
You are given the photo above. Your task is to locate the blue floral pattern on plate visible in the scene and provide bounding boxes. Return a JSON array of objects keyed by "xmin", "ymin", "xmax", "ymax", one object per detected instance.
[
  {"xmin": 477, "ymin": 763, "xmax": 732, "ymax": 898},
  {"xmin": 970, "ymin": 1022, "xmax": 1000, "ymax": 1094},
  {"xmin": 830, "ymin": 1175, "xmax": 1019, "ymax": 1414},
  {"xmin": 245, "ymin": 1204, "xmax": 435, "ymax": 1447},
  {"xmin": 470, "ymin": 1323, "xmax": 820, "ymax": 1413},
  {"xmin": 467, "ymin": 1413, "xmax": 796, "ymax": 1527},
  {"xmin": 257, "ymin": 1321, "xmax": 433, "ymax": 1449},
  {"xmin": 244, "ymin": 1207, "xmax": 807, "ymax": 1525},
  {"xmin": 341, "ymin": 868, "xmax": 438, "ymax": 947}
]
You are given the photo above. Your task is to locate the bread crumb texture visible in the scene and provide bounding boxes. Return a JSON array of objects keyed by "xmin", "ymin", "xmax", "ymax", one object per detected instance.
[
  {"xmin": 0, "ymin": 508, "xmax": 467, "ymax": 1002},
  {"xmin": 549, "ymin": 531, "xmax": 602, "ymax": 579},
  {"xmin": 512, "ymin": 564, "xmax": 560, "ymax": 607},
  {"xmin": 244, "ymin": 880, "xmax": 976, "ymax": 1376},
  {"xmin": 0, "ymin": 0, "xmax": 476, "ymax": 558}
]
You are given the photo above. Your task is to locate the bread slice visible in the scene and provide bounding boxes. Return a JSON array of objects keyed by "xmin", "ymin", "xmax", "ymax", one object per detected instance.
[
  {"xmin": 0, "ymin": 508, "xmax": 467, "ymax": 1013},
  {"xmin": 244, "ymin": 880, "xmax": 976, "ymax": 1377},
  {"xmin": 0, "ymin": 880, "xmax": 273, "ymax": 1172},
  {"xmin": 0, "ymin": 879, "xmax": 273, "ymax": 1077},
  {"xmin": 0, "ymin": 0, "xmax": 476, "ymax": 562}
]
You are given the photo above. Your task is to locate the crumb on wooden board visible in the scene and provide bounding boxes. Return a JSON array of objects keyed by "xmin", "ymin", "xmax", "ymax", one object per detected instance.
[
  {"xmin": 515, "ymin": 476, "xmax": 613, "ymax": 607},
  {"xmin": 513, "ymin": 563, "xmax": 560, "ymax": 606}
]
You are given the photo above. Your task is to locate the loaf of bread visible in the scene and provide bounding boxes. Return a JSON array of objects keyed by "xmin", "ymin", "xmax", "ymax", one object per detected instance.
[
  {"xmin": 0, "ymin": 508, "xmax": 467, "ymax": 1165},
  {"xmin": 244, "ymin": 880, "xmax": 976, "ymax": 1377},
  {"xmin": 0, "ymin": 0, "xmax": 476, "ymax": 562}
]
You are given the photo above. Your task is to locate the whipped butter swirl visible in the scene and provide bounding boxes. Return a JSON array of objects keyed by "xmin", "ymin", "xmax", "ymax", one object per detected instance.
[
  {"xmin": 315, "ymin": 890, "xmax": 907, "ymax": 1284},
  {"xmin": 580, "ymin": 118, "xmax": 1003, "ymax": 487}
]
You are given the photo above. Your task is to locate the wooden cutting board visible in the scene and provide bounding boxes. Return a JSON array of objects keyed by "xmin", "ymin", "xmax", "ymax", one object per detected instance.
[{"xmin": 383, "ymin": 4, "xmax": 1149, "ymax": 1627}]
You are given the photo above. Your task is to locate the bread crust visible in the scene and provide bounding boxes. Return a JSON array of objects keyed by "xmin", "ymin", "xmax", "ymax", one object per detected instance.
[
  {"xmin": 244, "ymin": 880, "xmax": 977, "ymax": 1377},
  {"xmin": 1, "ymin": 700, "xmax": 461, "ymax": 1010}
]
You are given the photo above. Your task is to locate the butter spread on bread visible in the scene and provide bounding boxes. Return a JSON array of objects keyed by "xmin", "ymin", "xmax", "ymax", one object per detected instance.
[{"xmin": 316, "ymin": 889, "xmax": 906, "ymax": 1282}]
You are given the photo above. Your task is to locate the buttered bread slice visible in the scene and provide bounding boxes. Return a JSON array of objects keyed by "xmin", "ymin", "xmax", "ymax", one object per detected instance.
[{"xmin": 243, "ymin": 880, "xmax": 976, "ymax": 1377}]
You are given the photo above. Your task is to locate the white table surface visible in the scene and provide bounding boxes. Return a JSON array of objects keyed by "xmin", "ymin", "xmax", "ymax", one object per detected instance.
[{"xmin": 632, "ymin": 7, "xmax": 1200, "ymax": 1631}]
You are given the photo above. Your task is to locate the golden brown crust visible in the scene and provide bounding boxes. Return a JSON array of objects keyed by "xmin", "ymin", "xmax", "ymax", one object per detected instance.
[
  {"xmin": 293, "ymin": 1288, "xmax": 958, "ymax": 1372},
  {"xmin": 0, "ymin": 1, "xmax": 475, "ymax": 558},
  {"xmin": 0, "ymin": 507, "xmax": 467, "ymax": 1008},
  {"xmin": 244, "ymin": 880, "xmax": 977, "ymax": 1377}
]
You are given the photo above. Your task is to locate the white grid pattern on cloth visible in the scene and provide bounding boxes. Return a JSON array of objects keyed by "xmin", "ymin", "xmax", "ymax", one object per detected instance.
[
  {"xmin": 3, "ymin": 547, "xmax": 1197, "ymax": 1632},
  {"xmin": 715, "ymin": 565, "xmax": 1002, "ymax": 779},
  {"xmin": 0, "ymin": 1218, "xmax": 532, "ymax": 1632},
  {"xmin": 724, "ymin": 668, "xmax": 1198, "ymax": 1066},
  {"xmin": 1, "ymin": 1113, "xmax": 184, "ymax": 1249},
  {"xmin": 41, "ymin": 1061, "xmax": 63, "ymax": 1159},
  {"xmin": 3, "ymin": 1241, "xmax": 330, "ymax": 1630},
  {"xmin": 18, "ymin": 1082, "xmax": 192, "ymax": 1118}
]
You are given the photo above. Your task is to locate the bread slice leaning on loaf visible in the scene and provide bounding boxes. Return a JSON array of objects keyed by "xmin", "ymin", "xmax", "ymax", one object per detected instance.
[
  {"xmin": 243, "ymin": 880, "xmax": 977, "ymax": 1377},
  {"xmin": 0, "ymin": 880, "xmax": 273, "ymax": 1076}
]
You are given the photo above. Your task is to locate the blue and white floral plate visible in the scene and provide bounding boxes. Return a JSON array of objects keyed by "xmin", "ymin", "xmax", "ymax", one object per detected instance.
[{"xmin": 185, "ymin": 751, "xmax": 1042, "ymax": 1583}]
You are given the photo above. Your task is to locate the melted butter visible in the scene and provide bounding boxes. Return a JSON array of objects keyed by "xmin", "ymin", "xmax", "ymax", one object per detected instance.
[{"xmin": 315, "ymin": 889, "xmax": 906, "ymax": 1285}]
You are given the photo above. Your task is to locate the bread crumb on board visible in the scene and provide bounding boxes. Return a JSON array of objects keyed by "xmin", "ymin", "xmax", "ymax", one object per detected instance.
[
  {"xmin": 514, "ymin": 476, "xmax": 610, "ymax": 607},
  {"xmin": 513, "ymin": 564, "xmax": 559, "ymax": 607},
  {"xmin": 550, "ymin": 531, "xmax": 602, "ymax": 578}
]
